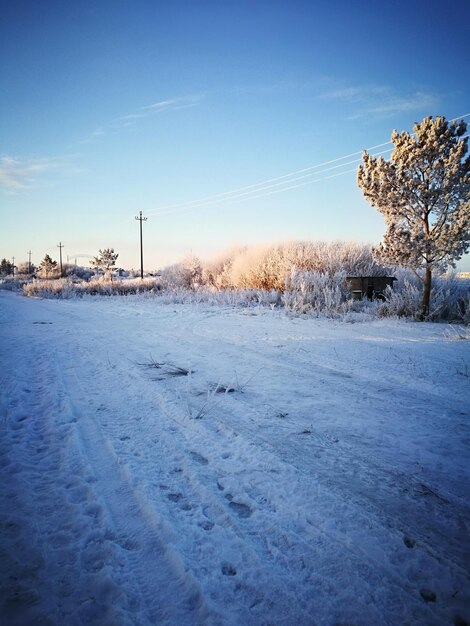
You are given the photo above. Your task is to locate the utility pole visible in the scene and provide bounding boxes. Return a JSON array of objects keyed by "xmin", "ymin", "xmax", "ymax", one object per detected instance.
[
  {"xmin": 57, "ymin": 242, "xmax": 64, "ymax": 277},
  {"xmin": 28, "ymin": 250, "xmax": 32, "ymax": 274},
  {"xmin": 12, "ymin": 256, "xmax": 15, "ymax": 276},
  {"xmin": 135, "ymin": 211, "xmax": 147, "ymax": 279}
]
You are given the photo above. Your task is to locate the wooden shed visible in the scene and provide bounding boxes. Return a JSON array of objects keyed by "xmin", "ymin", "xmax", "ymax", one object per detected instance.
[{"xmin": 346, "ymin": 276, "xmax": 396, "ymax": 300}]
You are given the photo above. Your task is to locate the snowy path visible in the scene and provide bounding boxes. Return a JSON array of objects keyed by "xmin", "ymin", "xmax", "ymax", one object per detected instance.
[{"xmin": 0, "ymin": 291, "xmax": 469, "ymax": 625}]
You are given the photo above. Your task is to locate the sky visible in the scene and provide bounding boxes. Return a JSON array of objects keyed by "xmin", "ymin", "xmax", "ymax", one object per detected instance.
[{"xmin": 1, "ymin": 0, "xmax": 469, "ymax": 272}]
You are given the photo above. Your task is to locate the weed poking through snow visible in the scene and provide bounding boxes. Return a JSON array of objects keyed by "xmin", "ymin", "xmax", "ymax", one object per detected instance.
[{"xmin": 137, "ymin": 356, "xmax": 194, "ymax": 379}]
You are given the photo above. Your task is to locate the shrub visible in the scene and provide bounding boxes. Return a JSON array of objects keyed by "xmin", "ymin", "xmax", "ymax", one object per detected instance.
[
  {"xmin": 283, "ymin": 269, "xmax": 351, "ymax": 315},
  {"xmin": 23, "ymin": 278, "xmax": 76, "ymax": 299},
  {"xmin": 23, "ymin": 277, "xmax": 160, "ymax": 299},
  {"xmin": 0, "ymin": 278, "xmax": 25, "ymax": 291},
  {"xmin": 189, "ymin": 240, "xmax": 387, "ymax": 291},
  {"xmin": 377, "ymin": 269, "xmax": 470, "ymax": 322}
]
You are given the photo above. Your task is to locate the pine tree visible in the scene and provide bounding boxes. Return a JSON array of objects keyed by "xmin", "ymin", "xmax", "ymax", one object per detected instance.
[
  {"xmin": 90, "ymin": 248, "xmax": 119, "ymax": 280},
  {"xmin": 0, "ymin": 258, "xmax": 14, "ymax": 276},
  {"xmin": 357, "ymin": 115, "xmax": 470, "ymax": 318},
  {"xmin": 38, "ymin": 254, "xmax": 58, "ymax": 279}
]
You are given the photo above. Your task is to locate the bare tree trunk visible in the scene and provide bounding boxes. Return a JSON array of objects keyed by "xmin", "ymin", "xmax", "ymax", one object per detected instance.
[{"xmin": 420, "ymin": 264, "xmax": 432, "ymax": 320}]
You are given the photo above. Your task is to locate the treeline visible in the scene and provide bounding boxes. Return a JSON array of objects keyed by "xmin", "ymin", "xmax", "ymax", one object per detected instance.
[
  {"xmin": 10, "ymin": 240, "xmax": 468, "ymax": 323},
  {"xmin": 160, "ymin": 241, "xmax": 387, "ymax": 291}
]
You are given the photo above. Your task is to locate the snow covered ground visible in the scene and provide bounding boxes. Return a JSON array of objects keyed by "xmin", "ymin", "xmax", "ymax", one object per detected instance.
[{"xmin": 0, "ymin": 290, "xmax": 469, "ymax": 626}]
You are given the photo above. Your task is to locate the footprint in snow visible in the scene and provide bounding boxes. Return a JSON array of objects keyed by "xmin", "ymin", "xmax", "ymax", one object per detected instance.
[
  {"xmin": 167, "ymin": 492, "xmax": 192, "ymax": 511},
  {"xmin": 221, "ymin": 563, "xmax": 237, "ymax": 576},
  {"xmin": 11, "ymin": 416, "xmax": 28, "ymax": 430},
  {"xmin": 189, "ymin": 451, "xmax": 208, "ymax": 465},
  {"xmin": 229, "ymin": 501, "xmax": 252, "ymax": 518},
  {"xmin": 0, "ymin": 520, "xmax": 22, "ymax": 539},
  {"xmin": 420, "ymin": 588, "xmax": 437, "ymax": 603},
  {"xmin": 85, "ymin": 503, "xmax": 102, "ymax": 520},
  {"xmin": 167, "ymin": 493, "xmax": 183, "ymax": 503}
]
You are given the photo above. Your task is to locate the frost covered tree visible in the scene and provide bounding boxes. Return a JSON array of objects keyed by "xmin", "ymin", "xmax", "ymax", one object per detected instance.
[
  {"xmin": 90, "ymin": 248, "xmax": 119, "ymax": 280},
  {"xmin": 183, "ymin": 254, "xmax": 203, "ymax": 289},
  {"xmin": 160, "ymin": 255, "xmax": 202, "ymax": 290},
  {"xmin": 0, "ymin": 258, "xmax": 14, "ymax": 276},
  {"xmin": 38, "ymin": 254, "xmax": 58, "ymax": 278},
  {"xmin": 357, "ymin": 116, "xmax": 469, "ymax": 318},
  {"xmin": 17, "ymin": 261, "xmax": 36, "ymax": 275}
]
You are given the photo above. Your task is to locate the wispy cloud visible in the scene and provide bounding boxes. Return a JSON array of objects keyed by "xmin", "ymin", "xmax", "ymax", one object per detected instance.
[
  {"xmin": 316, "ymin": 85, "xmax": 388, "ymax": 101},
  {"xmin": 116, "ymin": 94, "xmax": 204, "ymax": 125},
  {"xmin": 232, "ymin": 80, "xmax": 311, "ymax": 96},
  {"xmin": 0, "ymin": 154, "xmax": 79, "ymax": 192},
  {"xmin": 363, "ymin": 91, "xmax": 437, "ymax": 116},
  {"xmin": 143, "ymin": 99, "xmax": 179, "ymax": 111},
  {"xmin": 83, "ymin": 94, "xmax": 204, "ymax": 143},
  {"xmin": 315, "ymin": 84, "xmax": 438, "ymax": 119}
]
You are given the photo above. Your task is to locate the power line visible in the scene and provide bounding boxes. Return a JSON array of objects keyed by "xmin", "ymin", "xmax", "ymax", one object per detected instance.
[
  {"xmin": 147, "ymin": 112, "xmax": 470, "ymax": 217},
  {"xmin": 221, "ymin": 167, "xmax": 361, "ymax": 205},
  {"xmin": 154, "ymin": 167, "xmax": 363, "ymax": 217},
  {"xmin": 147, "ymin": 142, "xmax": 393, "ymax": 216},
  {"xmin": 153, "ymin": 147, "xmax": 395, "ymax": 217}
]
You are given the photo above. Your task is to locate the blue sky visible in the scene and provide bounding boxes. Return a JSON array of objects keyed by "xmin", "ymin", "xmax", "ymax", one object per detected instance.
[{"xmin": 1, "ymin": 0, "xmax": 469, "ymax": 271}]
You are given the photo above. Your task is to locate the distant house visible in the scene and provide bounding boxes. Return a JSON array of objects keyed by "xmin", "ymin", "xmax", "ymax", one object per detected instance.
[{"xmin": 346, "ymin": 276, "xmax": 396, "ymax": 300}]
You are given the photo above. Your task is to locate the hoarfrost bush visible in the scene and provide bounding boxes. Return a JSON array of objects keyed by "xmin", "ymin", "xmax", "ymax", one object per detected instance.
[
  {"xmin": 157, "ymin": 240, "xmax": 388, "ymax": 292},
  {"xmin": 377, "ymin": 269, "xmax": 470, "ymax": 322},
  {"xmin": 23, "ymin": 279, "xmax": 77, "ymax": 299},
  {"xmin": 80, "ymin": 277, "xmax": 159, "ymax": 297},
  {"xmin": 68, "ymin": 265, "xmax": 94, "ymax": 280},
  {"xmin": 160, "ymin": 255, "xmax": 202, "ymax": 290},
  {"xmin": 426, "ymin": 274, "xmax": 470, "ymax": 323},
  {"xmin": 187, "ymin": 240, "xmax": 387, "ymax": 292},
  {"xmin": 154, "ymin": 287, "xmax": 281, "ymax": 309},
  {"xmin": 229, "ymin": 244, "xmax": 285, "ymax": 290},
  {"xmin": 202, "ymin": 246, "xmax": 244, "ymax": 289},
  {"xmin": 283, "ymin": 269, "xmax": 352, "ymax": 315},
  {"xmin": 0, "ymin": 278, "xmax": 26, "ymax": 291},
  {"xmin": 23, "ymin": 278, "xmax": 159, "ymax": 299}
]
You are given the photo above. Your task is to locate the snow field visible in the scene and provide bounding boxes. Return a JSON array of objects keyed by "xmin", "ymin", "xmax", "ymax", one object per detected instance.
[{"xmin": 0, "ymin": 291, "xmax": 469, "ymax": 625}]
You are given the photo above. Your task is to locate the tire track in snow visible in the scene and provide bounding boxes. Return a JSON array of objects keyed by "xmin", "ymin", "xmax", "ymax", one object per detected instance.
[
  {"xmin": 0, "ymin": 306, "xmax": 212, "ymax": 625},
  {"xmin": 74, "ymin": 361, "xmax": 318, "ymax": 624},
  {"xmin": 0, "ymin": 340, "xmax": 131, "ymax": 625},
  {"xmin": 124, "ymin": 311, "xmax": 469, "ymax": 623},
  {"xmin": 92, "ymin": 300, "xmax": 468, "ymax": 624},
  {"xmin": 147, "ymin": 373, "xmax": 468, "ymax": 626},
  {"xmin": 57, "ymin": 358, "xmax": 214, "ymax": 625},
  {"xmin": 2, "ymin": 294, "xmax": 468, "ymax": 625}
]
